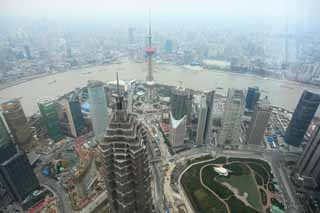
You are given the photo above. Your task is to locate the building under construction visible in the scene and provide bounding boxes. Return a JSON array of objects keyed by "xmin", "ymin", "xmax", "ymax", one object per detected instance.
[
  {"xmin": 37, "ymin": 98, "xmax": 64, "ymax": 142},
  {"xmin": 96, "ymin": 76, "xmax": 152, "ymax": 213},
  {"xmin": 0, "ymin": 99, "xmax": 33, "ymax": 149}
]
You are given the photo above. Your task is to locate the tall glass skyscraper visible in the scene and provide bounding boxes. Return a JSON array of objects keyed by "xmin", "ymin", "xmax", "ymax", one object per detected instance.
[
  {"xmin": 88, "ymin": 81, "xmax": 108, "ymax": 139},
  {"xmin": 245, "ymin": 87, "xmax": 260, "ymax": 111},
  {"xmin": 285, "ymin": 91, "xmax": 320, "ymax": 147}
]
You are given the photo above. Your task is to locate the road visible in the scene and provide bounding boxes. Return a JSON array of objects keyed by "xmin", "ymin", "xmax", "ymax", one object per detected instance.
[
  {"xmin": 143, "ymin": 120, "xmax": 166, "ymax": 213},
  {"xmin": 37, "ymin": 174, "xmax": 72, "ymax": 213}
]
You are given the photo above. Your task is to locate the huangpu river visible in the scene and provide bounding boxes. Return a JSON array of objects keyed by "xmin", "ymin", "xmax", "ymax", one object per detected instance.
[{"xmin": 1, "ymin": 62, "xmax": 320, "ymax": 116}]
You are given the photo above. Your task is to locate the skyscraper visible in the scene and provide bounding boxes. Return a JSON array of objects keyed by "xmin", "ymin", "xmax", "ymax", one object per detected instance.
[
  {"xmin": 38, "ymin": 98, "xmax": 64, "ymax": 142},
  {"xmin": 88, "ymin": 80, "xmax": 108, "ymax": 139},
  {"xmin": 245, "ymin": 87, "xmax": 260, "ymax": 110},
  {"xmin": 24, "ymin": 45, "xmax": 31, "ymax": 60},
  {"xmin": 1, "ymin": 99, "xmax": 33, "ymax": 148},
  {"xmin": 203, "ymin": 90, "xmax": 215, "ymax": 143},
  {"xmin": 297, "ymin": 123, "xmax": 320, "ymax": 188},
  {"xmin": 246, "ymin": 97, "xmax": 271, "ymax": 145},
  {"xmin": 0, "ymin": 113, "xmax": 11, "ymax": 145},
  {"xmin": 284, "ymin": 91, "xmax": 320, "ymax": 147},
  {"xmin": 57, "ymin": 93, "xmax": 85, "ymax": 137},
  {"xmin": 196, "ymin": 95, "xmax": 208, "ymax": 145},
  {"xmin": 170, "ymin": 87, "xmax": 191, "ymax": 121},
  {"xmin": 218, "ymin": 89, "xmax": 245, "ymax": 147},
  {"xmin": 0, "ymin": 143, "xmax": 39, "ymax": 203},
  {"xmin": 169, "ymin": 113, "xmax": 187, "ymax": 147},
  {"xmin": 96, "ymin": 75, "xmax": 152, "ymax": 212}
]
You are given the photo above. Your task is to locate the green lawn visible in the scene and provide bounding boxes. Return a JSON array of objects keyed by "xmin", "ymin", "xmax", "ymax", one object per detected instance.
[
  {"xmin": 181, "ymin": 157, "xmax": 228, "ymax": 213},
  {"xmin": 214, "ymin": 163, "xmax": 263, "ymax": 211},
  {"xmin": 181, "ymin": 157, "xmax": 274, "ymax": 213}
]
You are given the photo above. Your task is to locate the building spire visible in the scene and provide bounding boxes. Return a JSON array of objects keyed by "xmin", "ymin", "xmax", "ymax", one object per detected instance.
[
  {"xmin": 116, "ymin": 72, "xmax": 123, "ymax": 110},
  {"xmin": 148, "ymin": 8, "xmax": 152, "ymax": 48}
]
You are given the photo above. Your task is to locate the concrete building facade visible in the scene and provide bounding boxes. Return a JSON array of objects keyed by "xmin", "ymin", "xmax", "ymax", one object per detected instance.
[
  {"xmin": 218, "ymin": 89, "xmax": 245, "ymax": 147},
  {"xmin": 169, "ymin": 113, "xmax": 187, "ymax": 147},
  {"xmin": 297, "ymin": 123, "xmax": 320, "ymax": 188},
  {"xmin": 246, "ymin": 97, "xmax": 271, "ymax": 145},
  {"xmin": 1, "ymin": 99, "xmax": 32, "ymax": 148},
  {"xmin": 0, "ymin": 113, "xmax": 11, "ymax": 146}
]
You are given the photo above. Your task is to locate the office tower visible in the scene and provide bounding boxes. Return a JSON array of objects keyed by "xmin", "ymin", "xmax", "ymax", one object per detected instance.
[
  {"xmin": 96, "ymin": 76, "xmax": 152, "ymax": 213},
  {"xmin": 169, "ymin": 113, "xmax": 187, "ymax": 147},
  {"xmin": 88, "ymin": 81, "xmax": 108, "ymax": 139},
  {"xmin": 218, "ymin": 89, "xmax": 245, "ymax": 147},
  {"xmin": 164, "ymin": 39, "xmax": 173, "ymax": 53},
  {"xmin": 38, "ymin": 98, "xmax": 64, "ymax": 142},
  {"xmin": 245, "ymin": 87, "xmax": 260, "ymax": 110},
  {"xmin": 0, "ymin": 113, "xmax": 11, "ymax": 145},
  {"xmin": 24, "ymin": 45, "xmax": 31, "ymax": 60},
  {"xmin": 170, "ymin": 87, "xmax": 191, "ymax": 121},
  {"xmin": 297, "ymin": 123, "xmax": 320, "ymax": 188},
  {"xmin": 0, "ymin": 143, "xmax": 39, "ymax": 203},
  {"xmin": 284, "ymin": 91, "xmax": 320, "ymax": 147},
  {"xmin": 246, "ymin": 97, "xmax": 271, "ymax": 145},
  {"xmin": 1, "ymin": 99, "xmax": 32, "ymax": 148},
  {"xmin": 196, "ymin": 95, "xmax": 208, "ymax": 145},
  {"xmin": 58, "ymin": 93, "xmax": 85, "ymax": 137},
  {"xmin": 204, "ymin": 90, "xmax": 215, "ymax": 143}
]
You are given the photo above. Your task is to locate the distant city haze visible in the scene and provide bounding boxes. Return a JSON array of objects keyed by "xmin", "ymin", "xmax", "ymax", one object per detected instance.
[{"xmin": 1, "ymin": 0, "xmax": 320, "ymax": 33}]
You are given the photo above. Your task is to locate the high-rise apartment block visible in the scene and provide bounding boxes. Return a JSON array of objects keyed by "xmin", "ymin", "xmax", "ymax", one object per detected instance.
[
  {"xmin": 88, "ymin": 81, "xmax": 108, "ymax": 139},
  {"xmin": 246, "ymin": 97, "xmax": 271, "ymax": 145},
  {"xmin": 38, "ymin": 98, "xmax": 64, "ymax": 142},
  {"xmin": 285, "ymin": 90, "xmax": 320, "ymax": 147},
  {"xmin": 96, "ymin": 83, "xmax": 152, "ymax": 213},
  {"xmin": 218, "ymin": 89, "xmax": 245, "ymax": 147}
]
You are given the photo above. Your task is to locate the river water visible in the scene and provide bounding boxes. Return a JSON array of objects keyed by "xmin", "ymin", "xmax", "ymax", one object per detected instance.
[{"xmin": 1, "ymin": 62, "xmax": 320, "ymax": 116}]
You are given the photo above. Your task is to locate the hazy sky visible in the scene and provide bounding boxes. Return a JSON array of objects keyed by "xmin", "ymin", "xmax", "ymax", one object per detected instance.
[
  {"xmin": 0, "ymin": 0, "xmax": 295, "ymax": 18},
  {"xmin": 1, "ymin": 0, "xmax": 319, "ymax": 32}
]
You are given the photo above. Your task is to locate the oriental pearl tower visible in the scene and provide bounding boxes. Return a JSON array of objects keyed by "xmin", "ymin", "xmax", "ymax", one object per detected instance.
[{"xmin": 145, "ymin": 10, "xmax": 156, "ymax": 104}]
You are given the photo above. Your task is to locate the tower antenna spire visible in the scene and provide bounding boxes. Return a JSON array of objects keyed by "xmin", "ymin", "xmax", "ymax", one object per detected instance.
[
  {"xmin": 148, "ymin": 8, "xmax": 152, "ymax": 47},
  {"xmin": 116, "ymin": 72, "xmax": 120, "ymax": 97},
  {"xmin": 116, "ymin": 72, "xmax": 123, "ymax": 110}
]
